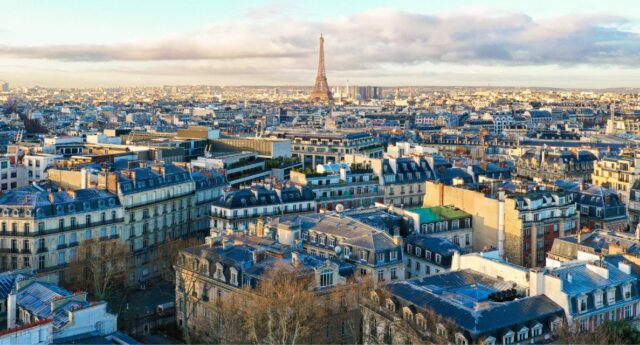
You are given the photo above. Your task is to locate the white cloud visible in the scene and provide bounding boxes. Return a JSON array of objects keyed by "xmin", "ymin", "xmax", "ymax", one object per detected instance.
[{"xmin": 1, "ymin": 8, "xmax": 639, "ymax": 87}]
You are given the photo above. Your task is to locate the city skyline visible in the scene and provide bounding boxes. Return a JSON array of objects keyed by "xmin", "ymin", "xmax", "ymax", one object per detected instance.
[{"xmin": 1, "ymin": 0, "xmax": 640, "ymax": 88}]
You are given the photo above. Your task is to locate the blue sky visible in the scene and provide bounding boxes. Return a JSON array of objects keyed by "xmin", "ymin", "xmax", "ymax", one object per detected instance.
[{"xmin": 1, "ymin": 0, "xmax": 640, "ymax": 88}]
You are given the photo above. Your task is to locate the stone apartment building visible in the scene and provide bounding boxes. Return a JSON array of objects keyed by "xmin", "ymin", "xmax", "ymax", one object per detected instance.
[
  {"xmin": 361, "ymin": 253, "xmax": 565, "ymax": 345},
  {"xmin": 425, "ymin": 181, "xmax": 578, "ymax": 267},
  {"xmin": 210, "ymin": 184, "xmax": 316, "ymax": 234},
  {"xmin": 516, "ymin": 148, "xmax": 597, "ymax": 182},
  {"xmin": 344, "ymin": 154, "xmax": 433, "ymax": 207},
  {"xmin": 0, "ymin": 185, "xmax": 124, "ymax": 272},
  {"xmin": 270, "ymin": 130, "xmax": 384, "ymax": 169},
  {"xmin": 592, "ymin": 151, "xmax": 640, "ymax": 205},
  {"xmin": 289, "ymin": 162, "xmax": 382, "ymax": 211},
  {"xmin": 276, "ymin": 213, "xmax": 404, "ymax": 284},
  {"xmin": 175, "ymin": 235, "xmax": 361, "ymax": 344}
]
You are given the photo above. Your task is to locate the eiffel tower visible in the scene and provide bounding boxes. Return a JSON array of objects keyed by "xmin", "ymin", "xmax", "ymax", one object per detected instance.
[{"xmin": 309, "ymin": 34, "xmax": 333, "ymax": 102}]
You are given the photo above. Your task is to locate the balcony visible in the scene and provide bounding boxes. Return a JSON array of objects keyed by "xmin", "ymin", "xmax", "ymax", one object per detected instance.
[{"xmin": 36, "ymin": 247, "xmax": 48, "ymax": 254}]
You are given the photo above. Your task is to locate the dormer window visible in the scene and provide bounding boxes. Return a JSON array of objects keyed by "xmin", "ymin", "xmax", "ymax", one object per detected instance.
[
  {"xmin": 390, "ymin": 251, "xmax": 397, "ymax": 261},
  {"xmin": 416, "ymin": 313, "xmax": 427, "ymax": 331},
  {"xmin": 415, "ymin": 247, "xmax": 422, "ymax": 256},
  {"xmin": 435, "ymin": 254, "xmax": 442, "ymax": 264},
  {"xmin": 436, "ymin": 323, "xmax": 448, "ymax": 338},
  {"xmin": 385, "ymin": 299, "xmax": 395, "ymax": 312},
  {"xmin": 214, "ymin": 263, "xmax": 225, "ymax": 281},
  {"xmin": 594, "ymin": 290, "xmax": 604, "ymax": 308},
  {"xmin": 517, "ymin": 327, "xmax": 529, "ymax": 341},
  {"xmin": 577, "ymin": 295, "xmax": 588, "ymax": 313},
  {"xmin": 607, "ymin": 287, "xmax": 616, "ymax": 305},
  {"xmin": 623, "ymin": 284, "xmax": 632, "ymax": 300},
  {"xmin": 402, "ymin": 307, "xmax": 413, "ymax": 321},
  {"xmin": 503, "ymin": 330, "xmax": 515, "ymax": 344},
  {"xmin": 319, "ymin": 236, "xmax": 326, "ymax": 246}
]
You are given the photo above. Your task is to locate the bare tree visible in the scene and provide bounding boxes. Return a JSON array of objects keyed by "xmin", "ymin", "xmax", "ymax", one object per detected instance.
[
  {"xmin": 158, "ymin": 237, "xmax": 200, "ymax": 282},
  {"xmin": 65, "ymin": 238, "xmax": 130, "ymax": 299},
  {"xmin": 241, "ymin": 262, "xmax": 323, "ymax": 345},
  {"xmin": 175, "ymin": 254, "xmax": 205, "ymax": 345}
]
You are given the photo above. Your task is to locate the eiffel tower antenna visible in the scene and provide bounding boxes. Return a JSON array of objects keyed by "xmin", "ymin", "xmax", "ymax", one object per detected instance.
[{"xmin": 309, "ymin": 34, "xmax": 333, "ymax": 102}]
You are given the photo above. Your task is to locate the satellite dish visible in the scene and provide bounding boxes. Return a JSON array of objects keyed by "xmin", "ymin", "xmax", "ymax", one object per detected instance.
[
  {"xmin": 335, "ymin": 204, "xmax": 344, "ymax": 213},
  {"xmin": 334, "ymin": 245, "xmax": 342, "ymax": 255}
]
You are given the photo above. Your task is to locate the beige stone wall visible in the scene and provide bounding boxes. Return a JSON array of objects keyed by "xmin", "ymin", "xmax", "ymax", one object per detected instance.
[
  {"xmin": 424, "ymin": 181, "xmax": 500, "ymax": 252},
  {"xmin": 503, "ymin": 198, "xmax": 524, "ymax": 266},
  {"xmin": 47, "ymin": 169, "xmax": 85, "ymax": 190}
]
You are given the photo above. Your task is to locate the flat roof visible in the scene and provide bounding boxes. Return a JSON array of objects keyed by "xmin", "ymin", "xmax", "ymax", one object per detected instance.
[{"xmin": 407, "ymin": 205, "xmax": 470, "ymax": 223}]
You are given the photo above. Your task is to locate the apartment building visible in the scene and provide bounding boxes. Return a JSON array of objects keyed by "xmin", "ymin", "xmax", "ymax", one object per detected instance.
[
  {"xmin": 592, "ymin": 152, "xmax": 640, "ymax": 205},
  {"xmin": 191, "ymin": 152, "xmax": 270, "ymax": 187},
  {"xmin": 175, "ymin": 235, "xmax": 360, "ymax": 344},
  {"xmin": 270, "ymin": 130, "xmax": 384, "ymax": 169},
  {"xmin": 98, "ymin": 162, "xmax": 199, "ymax": 282},
  {"xmin": 0, "ymin": 157, "xmax": 28, "ymax": 192},
  {"xmin": 210, "ymin": 184, "xmax": 315, "ymax": 233},
  {"xmin": 290, "ymin": 162, "xmax": 382, "ymax": 211},
  {"xmin": 530, "ymin": 261, "xmax": 640, "ymax": 332},
  {"xmin": 344, "ymin": 155, "xmax": 433, "ymax": 207},
  {"xmin": 23, "ymin": 153, "xmax": 62, "ymax": 184},
  {"xmin": 277, "ymin": 213, "xmax": 404, "ymax": 284},
  {"xmin": 426, "ymin": 181, "xmax": 578, "ymax": 267},
  {"xmin": 362, "ymin": 262, "xmax": 564, "ymax": 345},
  {"xmin": 516, "ymin": 148, "xmax": 597, "ymax": 182},
  {"xmin": 0, "ymin": 185, "xmax": 124, "ymax": 271}
]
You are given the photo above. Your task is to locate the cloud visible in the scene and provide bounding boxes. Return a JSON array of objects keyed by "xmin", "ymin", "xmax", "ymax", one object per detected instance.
[{"xmin": 0, "ymin": 8, "xmax": 639, "ymax": 84}]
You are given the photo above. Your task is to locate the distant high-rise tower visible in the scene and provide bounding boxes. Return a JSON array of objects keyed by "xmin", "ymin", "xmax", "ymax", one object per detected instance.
[{"xmin": 309, "ymin": 34, "xmax": 332, "ymax": 102}]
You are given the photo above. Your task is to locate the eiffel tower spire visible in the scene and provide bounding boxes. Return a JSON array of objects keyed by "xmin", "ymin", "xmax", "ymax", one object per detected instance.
[{"xmin": 309, "ymin": 34, "xmax": 333, "ymax": 102}]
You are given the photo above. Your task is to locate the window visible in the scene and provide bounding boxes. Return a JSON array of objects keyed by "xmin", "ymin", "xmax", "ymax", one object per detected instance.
[
  {"xmin": 69, "ymin": 233, "xmax": 77, "ymax": 244},
  {"xmin": 100, "ymin": 227, "xmax": 107, "ymax": 238},
  {"xmin": 455, "ymin": 333, "xmax": 468, "ymax": 345},
  {"xmin": 390, "ymin": 268, "xmax": 397, "ymax": 280},
  {"xmin": 58, "ymin": 252, "xmax": 65, "ymax": 265},
  {"xmin": 435, "ymin": 254, "xmax": 442, "ymax": 264},
  {"xmin": 23, "ymin": 223, "xmax": 29, "ymax": 234},
  {"xmin": 607, "ymin": 288, "xmax": 616, "ymax": 305},
  {"xmin": 425, "ymin": 251, "xmax": 432, "ymax": 260},
  {"xmin": 517, "ymin": 328, "xmax": 529, "ymax": 341},
  {"xmin": 415, "ymin": 247, "xmax": 422, "ymax": 256},
  {"xmin": 597, "ymin": 313, "xmax": 605, "ymax": 326},
  {"xmin": 623, "ymin": 284, "xmax": 632, "ymax": 300},
  {"xmin": 503, "ymin": 331, "xmax": 514, "ymax": 344},
  {"xmin": 390, "ymin": 251, "xmax": 397, "ymax": 261},
  {"xmin": 58, "ymin": 235, "xmax": 65, "ymax": 246},
  {"xmin": 369, "ymin": 318, "xmax": 377, "ymax": 337},
  {"xmin": 594, "ymin": 290, "xmax": 603, "ymax": 308},
  {"xmin": 86, "ymin": 215, "xmax": 91, "ymax": 226},
  {"xmin": 85, "ymin": 230, "xmax": 92, "ymax": 240},
  {"xmin": 230, "ymin": 270, "xmax": 239, "ymax": 286},
  {"xmin": 531, "ymin": 324, "xmax": 542, "ymax": 337},
  {"xmin": 110, "ymin": 226, "xmax": 117, "ymax": 237},
  {"xmin": 320, "ymin": 269, "xmax": 334, "ymax": 287},
  {"xmin": 625, "ymin": 305, "xmax": 633, "ymax": 319},
  {"xmin": 38, "ymin": 222, "xmax": 44, "ymax": 233},
  {"xmin": 377, "ymin": 270, "xmax": 384, "ymax": 282},
  {"xmin": 579, "ymin": 318, "xmax": 588, "ymax": 331},
  {"xmin": 38, "ymin": 256, "xmax": 45, "ymax": 269},
  {"xmin": 578, "ymin": 295, "xmax": 587, "ymax": 313},
  {"xmin": 360, "ymin": 250, "xmax": 369, "ymax": 261},
  {"xmin": 376, "ymin": 252, "xmax": 385, "ymax": 263},
  {"xmin": 436, "ymin": 324, "xmax": 447, "ymax": 338}
]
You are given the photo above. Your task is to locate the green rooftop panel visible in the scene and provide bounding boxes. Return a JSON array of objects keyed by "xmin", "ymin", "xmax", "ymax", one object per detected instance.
[{"xmin": 408, "ymin": 205, "xmax": 469, "ymax": 223}]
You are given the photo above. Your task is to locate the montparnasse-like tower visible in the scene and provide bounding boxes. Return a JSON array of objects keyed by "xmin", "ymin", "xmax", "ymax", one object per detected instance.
[{"xmin": 309, "ymin": 34, "xmax": 333, "ymax": 102}]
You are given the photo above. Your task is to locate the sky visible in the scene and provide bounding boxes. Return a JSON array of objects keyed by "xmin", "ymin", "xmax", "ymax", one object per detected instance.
[{"xmin": 1, "ymin": 0, "xmax": 640, "ymax": 88}]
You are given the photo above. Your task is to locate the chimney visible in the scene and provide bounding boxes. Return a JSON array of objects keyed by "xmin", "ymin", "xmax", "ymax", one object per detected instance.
[
  {"xmin": 619, "ymin": 261, "xmax": 632, "ymax": 275},
  {"xmin": 7, "ymin": 289, "xmax": 16, "ymax": 329},
  {"xmin": 438, "ymin": 183, "xmax": 444, "ymax": 206},
  {"xmin": 451, "ymin": 251, "xmax": 461, "ymax": 271},
  {"xmin": 566, "ymin": 272, "xmax": 572, "ymax": 283},
  {"xmin": 256, "ymin": 217, "xmax": 265, "ymax": 237}
]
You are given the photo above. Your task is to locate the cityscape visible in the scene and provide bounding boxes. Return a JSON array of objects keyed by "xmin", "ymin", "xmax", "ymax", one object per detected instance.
[{"xmin": 1, "ymin": 1, "xmax": 640, "ymax": 344}]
